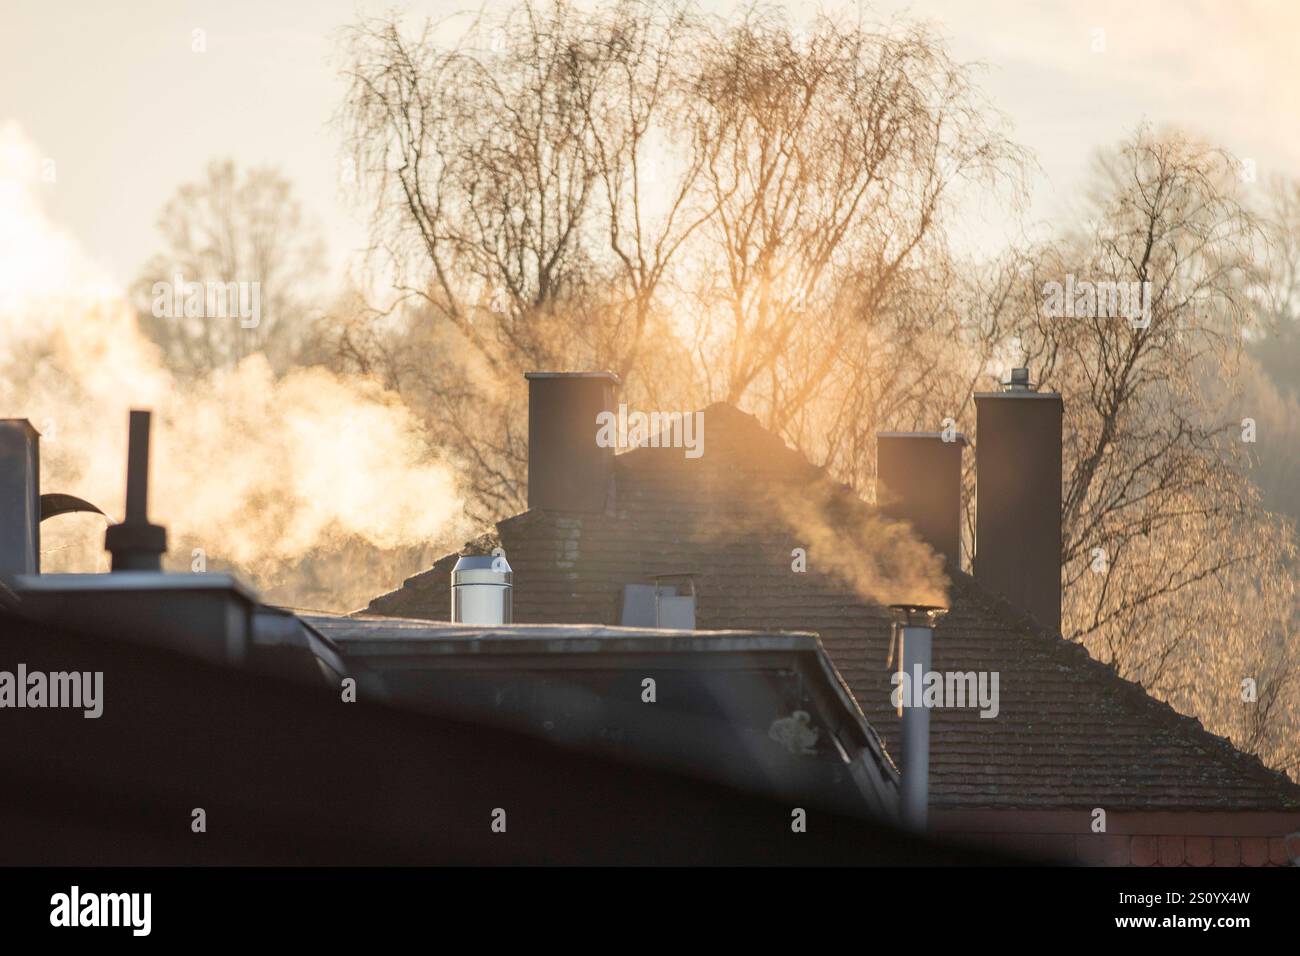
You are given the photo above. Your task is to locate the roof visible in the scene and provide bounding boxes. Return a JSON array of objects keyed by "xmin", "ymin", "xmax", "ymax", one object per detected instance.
[
  {"xmin": 301, "ymin": 614, "xmax": 900, "ymax": 819},
  {"xmin": 1, "ymin": 608, "xmax": 1014, "ymax": 864},
  {"xmin": 367, "ymin": 402, "xmax": 1300, "ymax": 813},
  {"xmin": 5, "ymin": 570, "xmax": 345, "ymax": 679},
  {"xmin": 524, "ymin": 370, "xmax": 621, "ymax": 383}
]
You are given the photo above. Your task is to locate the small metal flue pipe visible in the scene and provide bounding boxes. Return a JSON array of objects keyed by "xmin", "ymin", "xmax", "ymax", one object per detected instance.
[
  {"xmin": 890, "ymin": 604, "xmax": 948, "ymax": 831},
  {"xmin": 104, "ymin": 410, "xmax": 167, "ymax": 572},
  {"xmin": 451, "ymin": 553, "xmax": 513, "ymax": 625}
]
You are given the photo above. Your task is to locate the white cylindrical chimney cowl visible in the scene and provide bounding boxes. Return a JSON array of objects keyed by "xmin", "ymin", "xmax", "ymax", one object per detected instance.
[{"xmin": 451, "ymin": 554, "xmax": 513, "ymax": 625}]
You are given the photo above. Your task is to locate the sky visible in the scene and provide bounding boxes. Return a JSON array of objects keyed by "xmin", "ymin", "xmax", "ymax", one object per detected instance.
[{"xmin": 2, "ymin": 0, "xmax": 1299, "ymax": 293}]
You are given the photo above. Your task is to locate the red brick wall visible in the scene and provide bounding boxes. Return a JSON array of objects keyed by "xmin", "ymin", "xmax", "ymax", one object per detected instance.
[{"xmin": 931, "ymin": 810, "xmax": 1299, "ymax": 866}]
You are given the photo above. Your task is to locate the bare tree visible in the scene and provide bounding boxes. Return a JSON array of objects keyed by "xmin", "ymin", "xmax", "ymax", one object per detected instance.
[
  {"xmin": 1241, "ymin": 176, "xmax": 1300, "ymax": 523},
  {"xmin": 969, "ymin": 128, "xmax": 1298, "ymax": 772},
  {"xmin": 133, "ymin": 160, "xmax": 326, "ymax": 378},
  {"xmin": 334, "ymin": 4, "xmax": 1298, "ymax": 777},
  {"xmin": 338, "ymin": 1, "xmax": 708, "ymax": 520},
  {"xmin": 337, "ymin": 1, "xmax": 1024, "ymax": 519},
  {"xmin": 1017, "ymin": 130, "xmax": 1276, "ymax": 647},
  {"xmin": 682, "ymin": 9, "xmax": 1024, "ymax": 427}
]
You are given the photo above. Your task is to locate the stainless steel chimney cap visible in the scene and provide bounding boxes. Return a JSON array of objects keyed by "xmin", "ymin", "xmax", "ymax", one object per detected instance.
[{"xmin": 451, "ymin": 553, "xmax": 513, "ymax": 585}]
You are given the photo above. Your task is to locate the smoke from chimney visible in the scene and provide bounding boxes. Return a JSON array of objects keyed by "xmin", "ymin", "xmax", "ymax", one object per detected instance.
[
  {"xmin": 0, "ymin": 133, "xmax": 466, "ymax": 609},
  {"xmin": 763, "ymin": 471, "xmax": 951, "ymax": 610},
  {"xmin": 642, "ymin": 404, "xmax": 953, "ymax": 611}
]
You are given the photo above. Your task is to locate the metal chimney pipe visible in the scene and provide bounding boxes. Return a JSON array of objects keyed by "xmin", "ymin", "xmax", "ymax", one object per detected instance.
[
  {"xmin": 124, "ymin": 409, "xmax": 151, "ymax": 523},
  {"xmin": 0, "ymin": 419, "xmax": 40, "ymax": 575},
  {"xmin": 104, "ymin": 410, "xmax": 167, "ymax": 572},
  {"xmin": 451, "ymin": 554, "xmax": 513, "ymax": 625},
  {"xmin": 891, "ymin": 604, "xmax": 947, "ymax": 831}
]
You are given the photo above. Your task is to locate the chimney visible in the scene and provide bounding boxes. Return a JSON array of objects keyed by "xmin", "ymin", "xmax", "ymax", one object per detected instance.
[
  {"xmin": 890, "ymin": 604, "xmax": 947, "ymax": 830},
  {"xmin": 451, "ymin": 554, "xmax": 513, "ymax": 625},
  {"xmin": 876, "ymin": 432, "xmax": 966, "ymax": 568},
  {"xmin": 104, "ymin": 410, "xmax": 167, "ymax": 571},
  {"xmin": 974, "ymin": 368, "xmax": 1062, "ymax": 633},
  {"xmin": 11, "ymin": 409, "xmax": 256, "ymax": 666},
  {"xmin": 0, "ymin": 419, "xmax": 40, "ymax": 575},
  {"xmin": 524, "ymin": 371, "xmax": 619, "ymax": 512}
]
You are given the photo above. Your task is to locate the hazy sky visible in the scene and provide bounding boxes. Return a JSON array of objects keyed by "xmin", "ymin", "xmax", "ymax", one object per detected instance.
[{"xmin": 3, "ymin": 0, "xmax": 1299, "ymax": 291}]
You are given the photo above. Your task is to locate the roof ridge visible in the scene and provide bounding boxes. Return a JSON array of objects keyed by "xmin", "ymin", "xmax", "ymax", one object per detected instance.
[{"xmin": 613, "ymin": 401, "xmax": 822, "ymax": 476}]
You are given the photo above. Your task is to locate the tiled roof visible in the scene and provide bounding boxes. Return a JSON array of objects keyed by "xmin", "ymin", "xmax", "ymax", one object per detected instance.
[{"xmin": 368, "ymin": 403, "xmax": 1300, "ymax": 812}]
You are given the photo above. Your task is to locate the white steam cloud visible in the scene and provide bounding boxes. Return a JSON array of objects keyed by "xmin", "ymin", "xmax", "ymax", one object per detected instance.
[{"xmin": 0, "ymin": 123, "xmax": 463, "ymax": 610}]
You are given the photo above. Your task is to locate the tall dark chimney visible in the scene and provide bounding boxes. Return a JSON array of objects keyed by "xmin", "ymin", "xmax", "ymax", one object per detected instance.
[
  {"xmin": 974, "ymin": 368, "xmax": 1062, "ymax": 633},
  {"xmin": 524, "ymin": 372, "xmax": 619, "ymax": 512},
  {"xmin": 104, "ymin": 410, "xmax": 167, "ymax": 571},
  {"xmin": 876, "ymin": 432, "xmax": 966, "ymax": 568},
  {"xmin": 0, "ymin": 419, "xmax": 40, "ymax": 575}
]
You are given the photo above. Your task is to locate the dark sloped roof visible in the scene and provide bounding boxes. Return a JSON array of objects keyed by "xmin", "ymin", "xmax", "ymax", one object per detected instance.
[
  {"xmin": 3, "ymin": 609, "xmax": 1013, "ymax": 865},
  {"xmin": 368, "ymin": 403, "xmax": 1300, "ymax": 812}
]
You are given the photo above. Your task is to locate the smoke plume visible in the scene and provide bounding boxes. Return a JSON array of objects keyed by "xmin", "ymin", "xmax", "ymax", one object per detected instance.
[{"xmin": 0, "ymin": 123, "xmax": 465, "ymax": 610}]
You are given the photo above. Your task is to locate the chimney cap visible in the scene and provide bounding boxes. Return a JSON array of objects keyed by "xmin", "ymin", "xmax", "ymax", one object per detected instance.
[
  {"xmin": 877, "ymin": 430, "xmax": 968, "ymax": 446},
  {"xmin": 0, "ymin": 418, "xmax": 41, "ymax": 437},
  {"xmin": 452, "ymin": 553, "xmax": 513, "ymax": 585},
  {"xmin": 888, "ymin": 604, "xmax": 949, "ymax": 627},
  {"xmin": 974, "ymin": 366, "xmax": 1061, "ymax": 401},
  {"xmin": 524, "ymin": 370, "xmax": 621, "ymax": 386}
]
